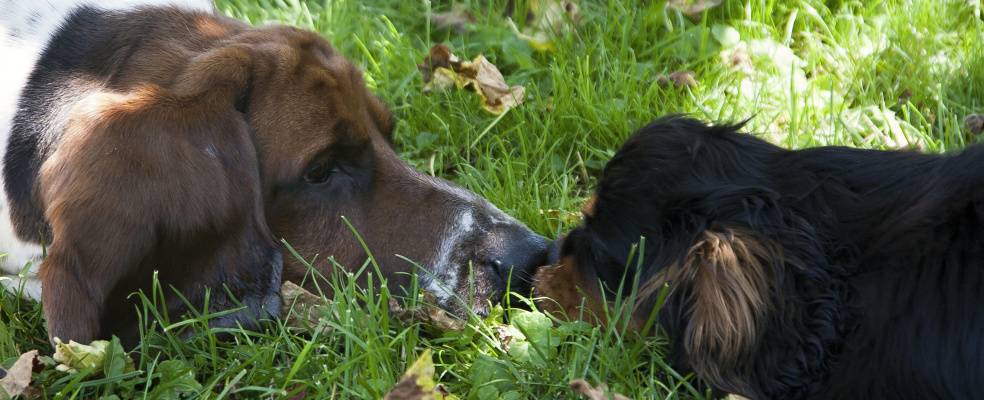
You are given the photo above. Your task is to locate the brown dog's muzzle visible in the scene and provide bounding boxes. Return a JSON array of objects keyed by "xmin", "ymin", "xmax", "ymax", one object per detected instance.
[
  {"xmin": 274, "ymin": 139, "xmax": 550, "ymax": 317},
  {"xmin": 383, "ymin": 156, "xmax": 551, "ymax": 316}
]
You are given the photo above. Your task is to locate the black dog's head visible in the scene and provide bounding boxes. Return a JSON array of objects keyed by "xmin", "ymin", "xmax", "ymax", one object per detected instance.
[{"xmin": 535, "ymin": 116, "xmax": 849, "ymax": 399}]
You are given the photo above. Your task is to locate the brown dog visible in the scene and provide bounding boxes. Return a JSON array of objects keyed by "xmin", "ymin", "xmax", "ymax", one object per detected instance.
[{"xmin": 0, "ymin": 1, "xmax": 548, "ymax": 345}]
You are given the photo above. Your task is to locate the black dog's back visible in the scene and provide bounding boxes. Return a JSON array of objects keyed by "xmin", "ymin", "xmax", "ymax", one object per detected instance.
[{"xmin": 580, "ymin": 116, "xmax": 984, "ymax": 399}]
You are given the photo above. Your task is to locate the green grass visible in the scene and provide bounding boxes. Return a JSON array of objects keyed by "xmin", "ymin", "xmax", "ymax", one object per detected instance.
[{"xmin": 2, "ymin": 0, "xmax": 983, "ymax": 398}]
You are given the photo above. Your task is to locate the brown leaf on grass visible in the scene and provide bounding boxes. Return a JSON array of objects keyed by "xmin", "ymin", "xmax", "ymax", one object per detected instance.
[
  {"xmin": 281, "ymin": 281, "xmax": 332, "ymax": 332},
  {"xmin": 418, "ymin": 44, "xmax": 458, "ymax": 83},
  {"xmin": 965, "ymin": 114, "xmax": 984, "ymax": 134},
  {"xmin": 657, "ymin": 71, "xmax": 698, "ymax": 88},
  {"xmin": 462, "ymin": 55, "xmax": 526, "ymax": 113},
  {"xmin": 0, "ymin": 350, "xmax": 39, "ymax": 398},
  {"xmin": 897, "ymin": 89, "xmax": 913, "ymax": 105},
  {"xmin": 508, "ymin": 0, "xmax": 581, "ymax": 52},
  {"xmin": 383, "ymin": 349, "xmax": 456, "ymax": 400},
  {"xmin": 384, "ymin": 378, "xmax": 431, "ymax": 400},
  {"xmin": 667, "ymin": 0, "xmax": 723, "ymax": 18},
  {"xmin": 418, "ymin": 45, "xmax": 525, "ymax": 115},
  {"xmin": 570, "ymin": 379, "xmax": 632, "ymax": 400},
  {"xmin": 431, "ymin": 5, "xmax": 476, "ymax": 33},
  {"xmin": 721, "ymin": 43, "xmax": 753, "ymax": 75},
  {"xmin": 389, "ymin": 292, "xmax": 465, "ymax": 331}
]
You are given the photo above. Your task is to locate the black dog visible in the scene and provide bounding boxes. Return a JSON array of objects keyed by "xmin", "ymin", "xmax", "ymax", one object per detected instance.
[{"xmin": 534, "ymin": 116, "xmax": 984, "ymax": 399}]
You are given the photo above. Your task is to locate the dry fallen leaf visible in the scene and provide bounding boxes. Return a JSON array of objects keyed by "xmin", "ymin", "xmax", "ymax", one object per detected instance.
[
  {"xmin": 570, "ymin": 379, "xmax": 632, "ymax": 400},
  {"xmin": 897, "ymin": 89, "xmax": 913, "ymax": 105},
  {"xmin": 657, "ymin": 71, "xmax": 698, "ymax": 88},
  {"xmin": 508, "ymin": 0, "xmax": 580, "ymax": 52},
  {"xmin": 418, "ymin": 44, "xmax": 458, "ymax": 83},
  {"xmin": 0, "ymin": 350, "xmax": 39, "ymax": 398},
  {"xmin": 389, "ymin": 292, "xmax": 465, "ymax": 331},
  {"xmin": 383, "ymin": 349, "xmax": 456, "ymax": 400},
  {"xmin": 965, "ymin": 114, "xmax": 984, "ymax": 134},
  {"xmin": 494, "ymin": 324, "xmax": 520, "ymax": 353},
  {"xmin": 667, "ymin": 0, "xmax": 723, "ymax": 18},
  {"xmin": 281, "ymin": 281, "xmax": 333, "ymax": 333},
  {"xmin": 721, "ymin": 43, "xmax": 753, "ymax": 75},
  {"xmin": 419, "ymin": 45, "xmax": 525, "ymax": 115},
  {"xmin": 431, "ymin": 5, "xmax": 476, "ymax": 33}
]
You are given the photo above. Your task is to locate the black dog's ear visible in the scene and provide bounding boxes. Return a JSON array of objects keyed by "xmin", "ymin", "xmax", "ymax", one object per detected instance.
[
  {"xmin": 644, "ymin": 185, "xmax": 847, "ymax": 398},
  {"xmin": 651, "ymin": 227, "xmax": 781, "ymax": 390}
]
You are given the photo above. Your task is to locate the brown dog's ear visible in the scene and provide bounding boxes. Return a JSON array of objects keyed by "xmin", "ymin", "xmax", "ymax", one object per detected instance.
[
  {"xmin": 38, "ymin": 46, "xmax": 280, "ymax": 344},
  {"xmin": 170, "ymin": 46, "xmax": 252, "ymax": 98},
  {"xmin": 655, "ymin": 228, "xmax": 778, "ymax": 384},
  {"xmin": 366, "ymin": 91, "xmax": 394, "ymax": 140}
]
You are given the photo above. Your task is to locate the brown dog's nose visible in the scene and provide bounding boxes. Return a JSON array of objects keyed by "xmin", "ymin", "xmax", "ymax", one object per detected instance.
[{"xmin": 486, "ymin": 226, "xmax": 551, "ymax": 294}]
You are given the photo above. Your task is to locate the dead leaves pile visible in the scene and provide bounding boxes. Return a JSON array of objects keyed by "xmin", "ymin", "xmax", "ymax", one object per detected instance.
[
  {"xmin": 418, "ymin": 1, "xmax": 585, "ymax": 114},
  {"xmin": 419, "ymin": 44, "xmax": 525, "ymax": 115},
  {"xmin": 0, "ymin": 337, "xmax": 136, "ymax": 399}
]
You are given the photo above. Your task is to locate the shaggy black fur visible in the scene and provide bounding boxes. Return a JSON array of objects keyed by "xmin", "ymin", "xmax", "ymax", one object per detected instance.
[{"xmin": 557, "ymin": 115, "xmax": 984, "ymax": 399}]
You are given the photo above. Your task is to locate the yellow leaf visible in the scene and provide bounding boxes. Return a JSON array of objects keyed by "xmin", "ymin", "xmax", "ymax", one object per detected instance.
[
  {"xmin": 383, "ymin": 350, "xmax": 457, "ymax": 400},
  {"xmin": 509, "ymin": 0, "xmax": 580, "ymax": 52}
]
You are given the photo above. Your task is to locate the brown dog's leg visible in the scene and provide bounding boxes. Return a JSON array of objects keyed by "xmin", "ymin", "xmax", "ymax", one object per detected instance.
[{"xmin": 40, "ymin": 248, "xmax": 101, "ymax": 344}]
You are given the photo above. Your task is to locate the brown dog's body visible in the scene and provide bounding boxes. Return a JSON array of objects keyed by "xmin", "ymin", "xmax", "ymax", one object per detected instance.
[{"xmin": 1, "ymin": 1, "xmax": 547, "ymax": 345}]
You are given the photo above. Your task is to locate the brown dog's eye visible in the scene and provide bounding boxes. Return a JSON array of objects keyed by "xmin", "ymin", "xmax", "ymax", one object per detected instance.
[{"xmin": 304, "ymin": 162, "xmax": 336, "ymax": 185}]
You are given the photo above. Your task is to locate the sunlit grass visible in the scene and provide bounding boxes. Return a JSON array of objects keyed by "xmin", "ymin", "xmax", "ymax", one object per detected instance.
[{"xmin": 2, "ymin": 0, "xmax": 983, "ymax": 398}]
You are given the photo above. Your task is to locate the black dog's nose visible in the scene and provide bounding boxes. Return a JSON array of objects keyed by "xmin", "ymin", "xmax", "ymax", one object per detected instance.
[{"xmin": 487, "ymin": 226, "xmax": 551, "ymax": 293}]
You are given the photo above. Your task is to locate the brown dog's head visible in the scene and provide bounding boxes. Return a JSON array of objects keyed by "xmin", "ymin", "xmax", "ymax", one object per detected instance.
[
  {"xmin": 30, "ymin": 8, "xmax": 546, "ymax": 345},
  {"xmin": 231, "ymin": 27, "xmax": 550, "ymax": 315}
]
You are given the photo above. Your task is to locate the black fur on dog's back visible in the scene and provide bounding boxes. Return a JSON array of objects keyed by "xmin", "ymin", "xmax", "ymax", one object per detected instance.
[{"xmin": 552, "ymin": 115, "xmax": 984, "ymax": 399}]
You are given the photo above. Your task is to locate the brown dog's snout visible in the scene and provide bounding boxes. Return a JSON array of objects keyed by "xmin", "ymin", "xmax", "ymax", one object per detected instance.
[{"xmin": 483, "ymin": 225, "xmax": 550, "ymax": 294}]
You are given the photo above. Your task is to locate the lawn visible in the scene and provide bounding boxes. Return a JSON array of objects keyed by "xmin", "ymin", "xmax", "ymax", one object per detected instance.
[{"xmin": 1, "ymin": 0, "xmax": 983, "ymax": 398}]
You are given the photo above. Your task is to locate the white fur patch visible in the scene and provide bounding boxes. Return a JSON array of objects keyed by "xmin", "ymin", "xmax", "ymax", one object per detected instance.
[
  {"xmin": 415, "ymin": 174, "xmax": 525, "ymax": 307},
  {"xmin": 423, "ymin": 209, "xmax": 475, "ymax": 306},
  {"xmin": 0, "ymin": 0, "xmax": 215, "ymax": 299}
]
